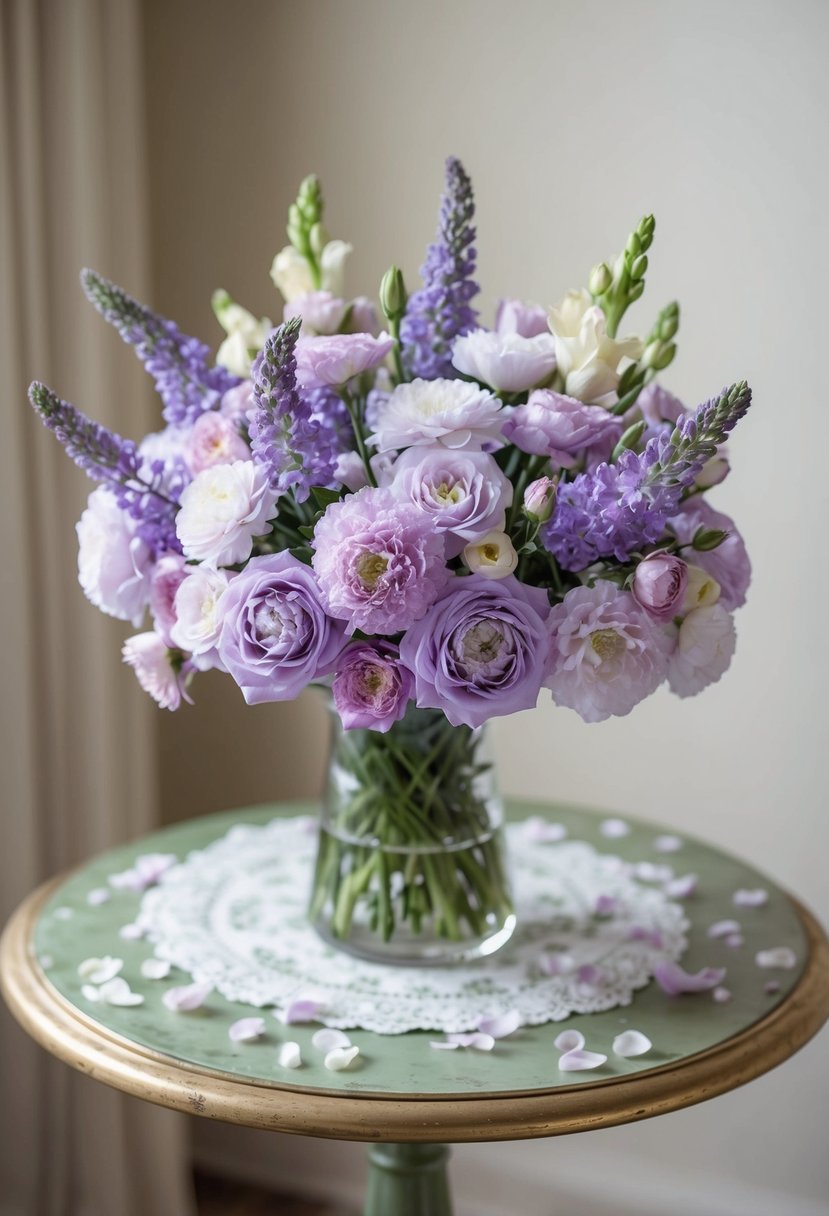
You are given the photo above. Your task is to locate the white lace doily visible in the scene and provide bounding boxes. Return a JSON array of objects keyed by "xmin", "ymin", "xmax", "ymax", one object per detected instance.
[{"xmin": 139, "ymin": 818, "xmax": 688, "ymax": 1034}]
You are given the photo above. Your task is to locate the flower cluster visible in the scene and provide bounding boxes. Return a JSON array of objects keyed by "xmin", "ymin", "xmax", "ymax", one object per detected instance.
[{"xmin": 31, "ymin": 161, "xmax": 752, "ymax": 726}]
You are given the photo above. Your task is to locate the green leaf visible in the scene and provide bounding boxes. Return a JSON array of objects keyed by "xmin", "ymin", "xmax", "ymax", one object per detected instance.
[
  {"xmin": 310, "ymin": 486, "xmax": 342, "ymax": 511},
  {"xmin": 288, "ymin": 545, "xmax": 314, "ymax": 566}
]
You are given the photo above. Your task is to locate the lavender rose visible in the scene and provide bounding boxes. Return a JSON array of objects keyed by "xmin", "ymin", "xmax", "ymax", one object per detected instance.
[
  {"xmin": 216, "ymin": 553, "xmax": 345, "ymax": 704},
  {"xmin": 332, "ymin": 642, "xmax": 414, "ymax": 732},
  {"xmin": 294, "ymin": 332, "xmax": 394, "ymax": 389},
  {"xmin": 632, "ymin": 553, "xmax": 688, "ymax": 621},
  {"xmin": 502, "ymin": 389, "xmax": 617, "ymax": 465},
  {"xmin": 400, "ymin": 576, "xmax": 552, "ymax": 728}
]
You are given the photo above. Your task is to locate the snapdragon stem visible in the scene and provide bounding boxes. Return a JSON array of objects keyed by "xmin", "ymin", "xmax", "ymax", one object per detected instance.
[{"xmin": 342, "ymin": 389, "xmax": 378, "ymax": 487}]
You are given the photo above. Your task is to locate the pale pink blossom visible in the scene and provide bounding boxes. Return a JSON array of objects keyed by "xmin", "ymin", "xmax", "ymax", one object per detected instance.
[
  {"xmin": 187, "ymin": 411, "xmax": 250, "ymax": 473},
  {"xmin": 122, "ymin": 633, "xmax": 192, "ymax": 710},
  {"xmin": 76, "ymin": 487, "xmax": 153, "ymax": 626}
]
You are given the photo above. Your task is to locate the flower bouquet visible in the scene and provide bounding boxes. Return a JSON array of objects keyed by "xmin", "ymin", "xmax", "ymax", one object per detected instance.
[{"xmin": 29, "ymin": 157, "xmax": 751, "ymax": 964}]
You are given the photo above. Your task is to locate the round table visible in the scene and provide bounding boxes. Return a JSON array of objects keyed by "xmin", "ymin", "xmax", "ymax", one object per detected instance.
[{"xmin": 2, "ymin": 800, "xmax": 828, "ymax": 1216}]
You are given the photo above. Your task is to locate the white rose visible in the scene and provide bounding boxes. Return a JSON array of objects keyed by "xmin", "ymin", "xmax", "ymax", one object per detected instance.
[
  {"xmin": 76, "ymin": 487, "xmax": 153, "ymax": 626},
  {"xmin": 170, "ymin": 567, "xmax": 229, "ymax": 663},
  {"xmin": 548, "ymin": 289, "xmax": 642, "ymax": 405},
  {"xmin": 463, "ymin": 530, "xmax": 518, "ymax": 579},
  {"xmin": 175, "ymin": 460, "xmax": 276, "ymax": 567}
]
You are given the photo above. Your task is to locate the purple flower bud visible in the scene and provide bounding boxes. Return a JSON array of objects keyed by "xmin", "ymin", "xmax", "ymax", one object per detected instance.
[
  {"xmin": 632, "ymin": 553, "xmax": 688, "ymax": 620},
  {"xmin": 523, "ymin": 476, "xmax": 557, "ymax": 524}
]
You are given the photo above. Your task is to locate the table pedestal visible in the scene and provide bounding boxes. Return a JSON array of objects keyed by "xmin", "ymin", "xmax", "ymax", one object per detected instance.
[{"xmin": 364, "ymin": 1144, "xmax": 452, "ymax": 1216}]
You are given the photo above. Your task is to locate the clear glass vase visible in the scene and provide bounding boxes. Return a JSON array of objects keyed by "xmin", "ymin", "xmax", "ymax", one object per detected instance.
[{"xmin": 309, "ymin": 702, "xmax": 516, "ymax": 965}]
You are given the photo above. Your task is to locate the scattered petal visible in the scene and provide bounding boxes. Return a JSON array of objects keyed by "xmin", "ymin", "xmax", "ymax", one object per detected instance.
[
  {"xmin": 86, "ymin": 888, "xmax": 111, "ymax": 906},
  {"xmin": 634, "ymin": 862, "xmax": 674, "ymax": 883},
  {"xmin": 764, "ymin": 980, "xmax": 781, "ymax": 995},
  {"xmin": 40, "ymin": 954, "xmax": 54, "ymax": 969},
  {"xmin": 54, "ymin": 907, "xmax": 73, "ymax": 921},
  {"xmin": 81, "ymin": 984, "xmax": 102, "ymax": 1002},
  {"xmin": 755, "ymin": 947, "xmax": 797, "ymax": 970},
  {"xmin": 119, "ymin": 922, "xmax": 145, "ymax": 941},
  {"xmin": 712, "ymin": 987, "xmax": 732, "ymax": 1004},
  {"xmin": 554, "ymin": 1030, "xmax": 585, "ymax": 1053},
  {"xmin": 653, "ymin": 834, "xmax": 683, "ymax": 853},
  {"xmin": 78, "ymin": 956, "xmax": 124, "ymax": 984},
  {"xmin": 734, "ymin": 888, "xmax": 768, "ymax": 908},
  {"xmin": 429, "ymin": 1040, "xmax": 460, "ymax": 1050},
  {"xmin": 523, "ymin": 816, "xmax": 567, "ymax": 843},
  {"xmin": 612, "ymin": 1030, "xmax": 652, "ymax": 1057},
  {"xmin": 98, "ymin": 977, "xmax": 144, "ymax": 1006},
  {"xmin": 140, "ymin": 958, "xmax": 171, "ymax": 980},
  {"xmin": 594, "ymin": 894, "xmax": 617, "ymax": 917},
  {"xmin": 665, "ymin": 874, "xmax": 697, "ymax": 899},
  {"xmin": 708, "ymin": 919, "xmax": 741, "ymax": 939},
  {"xmin": 229, "ymin": 1017, "xmax": 266, "ymax": 1042},
  {"xmin": 558, "ymin": 1049, "xmax": 607, "ymax": 1071},
  {"xmin": 311, "ymin": 1028, "xmax": 351, "ymax": 1053},
  {"xmin": 477, "ymin": 1010, "xmax": 521, "ymax": 1039},
  {"xmin": 278, "ymin": 1041, "xmax": 302, "ymax": 1068},
  {"xmin": 446, "ymin": 1033, "xmax": 495, "ymax": 1051},
  {"xmin": 538, "ymin": 952, "xmax": 575, "ymax": 976},
  {"xmin": 109, "ymin": 853, "xmax": 178, "ymax": 893},
  {"xmin": 653, "ymin": 961, "xmax": 726, "ymax": 995},
  {"xmin": 724, "ymin": 934, "xmax": 744, "ymax": 949},
  {"xmin": 162, "ymin": 981, "xmax": 212, "ymax": 1011},
  {"xmin": 628, "ymin": 926, "xmax": 664, "ymax": 949},
  {"xmin": 279, "ymin": 998, "xmax": 324, "ymax": 1025},
  {"xmin": 600, "ymin": 818, "xmax": 630, "ymax": 838},
  {"xmin": 324, "ymin": 1046, "xmax": 360, "ymax": 1071}
]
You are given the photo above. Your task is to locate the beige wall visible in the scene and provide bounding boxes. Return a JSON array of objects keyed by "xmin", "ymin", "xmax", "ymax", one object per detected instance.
[{"xmin": 144, "ymin": 1, "xmax": 829, "ymax": 1211}]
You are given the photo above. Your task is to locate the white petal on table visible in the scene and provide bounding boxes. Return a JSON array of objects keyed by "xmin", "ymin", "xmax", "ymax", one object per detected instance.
[
  {"xmin": 324, "ymin": 1046, "xmax": 360, "ymax": 1071},
  {"xmin": 755, "ymin": 947, "xmax": 797, "ymax": 970},
  {"xmin": 278, "ymin": 1041, "xmax": 302, "ymax": 1069},
  {"xmin": 98, "ymin": 977, "xmax": 145, "ymax": 1006},
  {"xmin": 140, "ymin": 958, "xmax": 171, "ymax": 980},
  {"xmin": 476, "ymin": 1010, "xmax": 521, "ymax": 1039},
  {"xmin": 162, "ymin": 981, "xmax": 212, "ymax": 1011},
  {"xmin": 78, "ymin": 956, "xmax": 123, "ymax": 984},
  {"xmin": 612, "ymin": 1030, "xmax": 652, "ymax": 1057},
  {"xmin": 558, "ymin": 1049, "xmax": 607, "ymax": 1071},
  {"xmin": 311, "ymin": 1028, "xmax": 352, "ymax": 1053},
  {"xmin": 554, "ymin": 1029, "xmax": 585, "ymax": 1053}
]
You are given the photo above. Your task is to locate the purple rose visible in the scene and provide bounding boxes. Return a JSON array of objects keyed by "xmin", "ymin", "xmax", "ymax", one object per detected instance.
[
  {"xmin": 494, "ymin": 298, "xmax": 550, "ymax": 338},
  {"xmin": 632, "ymin": 553, "xmax": 688, "ymax": 621},
  {"xmin": 294, "ymin": 332, "xmax": 394, "ymax": 389},
  {"xmin": 502, "ymin": 390, "xmax": 617, "ymax": 466},
  {"xmin": 217, "ymin": 552, "xmax": 345, "ymax": 704},
  {"xmin": 400, "ymin": 575, "xmax": 552, "ymax": 728},
  {"xmin": 332, "ymin": 642, "xmax": 414, "ymax": 732}
]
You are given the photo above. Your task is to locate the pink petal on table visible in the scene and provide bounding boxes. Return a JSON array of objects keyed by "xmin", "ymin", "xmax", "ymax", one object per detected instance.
[
  {"xmin": 708, "ymin": 919, "xmax": 741, "ymax": 939},
  {"xmin": 635, "ymin": 862, "xmax": 675, "ymax": 883},
  {"xmin": 734, "ymin": 888, "xmax": 769, "ymax": 908},
  {"xmin": 600, "ymin": 818, "xmax": 630, "ymax": 838},
  {"xmin": 653, "ymin": 962, "xmax": 726, "ymax": 995},
  {"xmin": 523, "ymin": 816, "xmax": 567, "ymax": 843},
  {"xmin": 98, "ymin": 977, "xmax": 144, "ymax": 1007},
  {"xmin": 755, "ymin": 947, "xmax": 797, "ymax": 970},
  {"xmin": 229, "ymin": 1017, "xmax": 266, "ymax": 1042},
  {"xmin": 311, "ymin": 1028, "xmax": 351, "ymax": 1052},
  {"xmin": 612, "ymin": 1030, "xmax": 652, "ymax": 1057},
  {"xmin": 87, "ymin": 888, "xmax": 111, "ymax": 906},
  {"xmin": 279, "ymin": 998, "xmax": 324, "ymax": 1025},
  {"xmin": 476, "ymin": 1010, "xmax": 522, "ymax": 1039},
  {"xmin": 653, "ymin": 834, "xmax": 683, "ymax": 853},
  {"xmin": 628, "ymin": 926, "xmax": 664, "ymax": 949},
  {"xmin": 712, "ymin": 987, "xmax": 732, "ymax": 1004},
  {"xmin": 162, "ymin": 981, "xmax": 212, "ymax": 1012},
  {"xmin": 446, "ymin": 1033, "xmax": 495, "ymax": 1051},
  {"xmin": 109, "ymin": 853, "xmax": 177, "ymax": 893},
  {"xmin": 429, "ymin": 1041, "xmax": 461, "ymax": 1051},
  {"xmin": 664, "ymin": 874, "xmax": 697, "ymax": 900},
  {"xmin": 554, "ymin": 1030, "xmax": 585, "ymax": 1053},
  {"xmin": 594, "ymin": 894, "xmax": 618, "ymax": 917},
  {"xmin": 538, "ymin": 952, "xmax": 575, "ymax": 976},
  {"xmin": 724, "ymin": 934, "xmax": 744, "ymax": 949},
  {"xmin": 558, "ymin": 1049, "xmax": 607, "ymax": 1071},
  {"xmin": 764, "ymin": 980, "xmax": 781, "ymax": 995}
]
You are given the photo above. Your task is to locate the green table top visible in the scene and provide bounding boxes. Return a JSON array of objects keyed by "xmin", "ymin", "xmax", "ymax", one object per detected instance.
[{"xmin": 22, "ymin": 800, "xmax": 815, "ymax": 1098}]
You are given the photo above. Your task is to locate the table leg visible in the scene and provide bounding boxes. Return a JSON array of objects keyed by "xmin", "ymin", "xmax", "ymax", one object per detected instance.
[{"xmin": 363, "ymin": 1143, "xmax": 453, "ymax": 1216}]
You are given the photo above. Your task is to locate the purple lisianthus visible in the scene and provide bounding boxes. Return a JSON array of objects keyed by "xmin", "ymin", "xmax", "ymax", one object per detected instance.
[
  {"xmin": 399, "ymin": 576, "xmax": 552, "ymax": 729},
  {"xmin": 502, "ymin": 390, "xmax": 617, "ymax": 466},
  {"xmin": 632, "ymin": 553, "xmax": 688, "ymax": 621},
  {"xmin": 668, "ymin": 499, "xmax": 751, "ymax": 610},
  {"xmin": 332, "ymin": 642, "xmax": 414, "ymax": 732},
  {"xmin": 494, "ymin": 298, "xmax": 550, "ymax": 338},
  {"xmin": 451, "ymin": 329, "xmax": 557, "ymax": 394},
  {"xmin": 312, "ymin": 487, "xmax": 448, "ymax": 635},
  {"xmin": 216, "ymin": 553, "xmax": 345, "ymax": 704},
  {"xmin": 388, "ymin": 446, "xmax": 512, "ymax": 556},
  {"xmin": 546, "ymin": 582, "xmax": 674, "ymax": 722},
  {"xmin": 294, "ymin": 332, "xmax": 394, "ymax": 389}
]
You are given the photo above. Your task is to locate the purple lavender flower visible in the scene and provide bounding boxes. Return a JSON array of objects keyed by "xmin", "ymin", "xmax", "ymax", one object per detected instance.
[
  {"xmin": 249, "ymin": 318, "xmax": 339, "ymax": 502},
  {"xmin": 332, "ymin": 642, "xmax": 414, "ymax": 732},
  {"xmin": 81, "ymin": 270, "xmax": 238, "ymax": 426},
  {"xmin": 312, "ymin": 486, "xmax": 448, "ymax": 635},
  {"xmin": 399, "ymin": 157, "xmax": 478, "ymax": 379}
]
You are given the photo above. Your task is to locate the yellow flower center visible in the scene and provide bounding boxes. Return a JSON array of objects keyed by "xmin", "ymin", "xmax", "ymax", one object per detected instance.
[
  {"xmin": 589, "ymin": 629, "xmax": 625, "ymax": 661},
  {"xmin": 355, "ymin": 552, "xmax": 389, "ymax": 590}
]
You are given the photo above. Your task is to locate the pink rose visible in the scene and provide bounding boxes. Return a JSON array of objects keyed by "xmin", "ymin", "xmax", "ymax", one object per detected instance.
[{"xmin": 632, "ymin": 553, "xmax": 688, "ymax": 621}]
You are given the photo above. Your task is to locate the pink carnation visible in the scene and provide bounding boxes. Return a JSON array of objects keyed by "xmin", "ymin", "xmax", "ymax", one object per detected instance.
[
  {"xmin": 546, "ymin": 582, "xmax": 673, "ymax": 722},
  {"xmin": 122, "ymin": 632, "xmax": 192, "ymax": 710},
  {"xmin": 149, "ymin": 553, "xmax": 188, "ymax": 645},
  {"xmin": 186, "ymin": 410, "xmax": 250, "ymax": 473},
  {"xmin": 667, "ymin": 604, "xmax": 736, "ymax": 697}
]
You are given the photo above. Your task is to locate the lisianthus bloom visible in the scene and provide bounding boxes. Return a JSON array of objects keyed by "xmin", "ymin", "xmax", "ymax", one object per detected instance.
[
  {"xmin": 170, "ymin": 566, "xmax": 230, "ymax": 668},
  {"xmin": 270, "ymin": 239, "xmax": 352, "ymax": 302},
  {"xmin": 451, "ymin": 329, "xmax": 557, "ymax": 394},
  {"xmin": 312, "ymin": 486, "xmax": 448, "ymax": 635},
  {"xmin": 494, "ymin": 298, "xmax": 550, "ymax": 338},
  {"xmin": 635, "ymin": 382, "xmax": 687, "ymax": 430},
  {"xmin": 332, "ymin": 642, "xmax": 414, "ymax": 732},
  {"xmin": 149, "ymin": 553, "xmax": 188, "ymax": 645},
  {"xmin": 283, "ymin": 290, "xmax": 347, "ymax": 336},
  {"xmin": 502, "ymin": 389, "xmax": 617, "ymax": 465},
  {"xmin": 175, "ymin": 460, "xmax": 275, "ymax": 567},
  {"xmin": 400, "ymin": 576, "xmax": 552, "ymax": 729},
  {"xmin": 294, "ymin": 331, "xmax": 394, "ymax": 389},
  {"xmin": 667, "ymin": 604, "xmax": 736, "ymax": 697},
  {"xmin": 369, "ymin": 378, "xmax": 503, "ymax": 452},
  {"xmin": 388, "ymin": 446, "xmax": 512, "ymax": 556},
  {"xmin": 186, "ymin": 410, "xmax": 251, "ymax": 473},
  {"xmin": 546, "ymin": 582, "xmax": 673, "ymax": 722},
  {"xmin": 463, "ymin": 530, "xmax": 518, "ymax": 579},
  {"xmin": 548, "ymin": 289, "xmax": 641, "ymax": 405},
  {"xmin": 668, "ymin": 499, "xmax": 750, "ymax": 610},
  {"xmin": 632, "ymin": 553, "xmax": 688, "ymax": 621},
  {"xmin": 76, "ymin": 487, "xmax": 153, "ymax": 626},
  {"xmin": 122, "ymin": 632, "xmax": 192, "ymax": 710},
  {"xmin": 216, "ymin": 552, "xmax": 345, "ymax": 704}
]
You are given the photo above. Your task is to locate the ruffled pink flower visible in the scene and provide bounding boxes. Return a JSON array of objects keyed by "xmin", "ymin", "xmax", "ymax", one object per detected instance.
[
  {"xmin": 546, "ymin": 582, "xmax": 673, "ymax": 722},
  {"xmin": 294, "ymin": 332, "xmax": 394, "ymax": 389},
  {"xmin": 501, "ymin": 390, "xmax": 617, "ymax": 465},
  {"xmin": 312, "ymin": 487, "xmax": 448, "ymax": 635},
  {"xmin": 494, "ymin": 298, "xmax": 550, "ymax": 338},
  {"xmin": 186, "ymin": 410, "xmax": 250, "ymax": 473},
  {"xmin": 149, "ymin": 553, "xmax": 189, "ymax": 645},
  {"xmin": 332, "ymin": 642, "xmax": 414, "ymax": 732},
  {"xmin": 632, "ymin": 553, "xmax": 688, "ymax": 621},
  {"xmin": 452, "ymin": 329, "xmax": 557, "ymax": 394},
  {"xmin": 667, "ymin": 604, "xmax": 736, "ymax": 697},
  {"xmin": 669, "ymin": 499, "xmax": 751, "ymax": 610},
  {"xmin": 122, "ymin": 632, "xmax": 192, "ymax": 710}
]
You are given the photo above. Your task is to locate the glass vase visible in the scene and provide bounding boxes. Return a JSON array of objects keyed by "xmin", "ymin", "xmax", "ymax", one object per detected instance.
[{"xmin": 309, "ymin": 702, "xmax": 516, "ymax": 965}]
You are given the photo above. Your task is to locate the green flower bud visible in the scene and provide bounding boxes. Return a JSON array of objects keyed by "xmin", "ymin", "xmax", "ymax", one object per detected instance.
[
  {"xmin": 628, "ymin": 279, "xmax": 646, "ymax": 303},
  {"xmin": 309, "ymin": 222, "xmax": 328, "ymax": 258},
  {"xmin": 589, "ymin": 262, "xmax": 613, "ymax": 295},
  {"xmin": 611, "ymin": 419, "xmax": 646, "ymax": 462},
  {"xmin": 626, "ymin": 232, "xmax": 642, "ymax": 257},
  {"xmin": 642, "ymin": 340, "xmax": 675, "ymax": 370},
  {"xmin": 630, "ymin": 253, "xmax": 648, "ymax": 281},
  {"xmin": 692, "ymin": 527, "xmax": 729, "ymax": 551},
  {"xmin": 658, "ymin": 303, "xmax": 680, "ymax": 341},
  {"xmin": 379, "ymin": 266, "xmax": 407, "ymax": 322}
]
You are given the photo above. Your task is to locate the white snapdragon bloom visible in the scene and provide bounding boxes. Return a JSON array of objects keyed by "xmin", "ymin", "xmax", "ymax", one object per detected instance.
[
  {"xmin": 213, "ymin": 292, "xmax": 272, "ymax": 378},
  {"xmin": 76, "ymin": 487, "xmax": 153, "ymax": 626},
  {"xmin": 668, "ymin": 604, "xmax": 736, "ymax": 697},
  {"xmin": 548, "ymin": 289, "xmax": 642, "ymax": 405},
  {"xmin": 452, "ymin": 329, "xmax": 557, "ymax": 394},
  {"xmin": 463, "ymin": 531, "xmax": 518, "ymax": 579},
  {"xmin": 175, "ymin": 460, "xmax": 275, "ymax": 567},
  {"xmin": 170, "ymin": 567, "xmax": 230, "ymax": 662},
  {"xmin": 270, "ymin": 240, "xmax": 353, "ymax": 302}
]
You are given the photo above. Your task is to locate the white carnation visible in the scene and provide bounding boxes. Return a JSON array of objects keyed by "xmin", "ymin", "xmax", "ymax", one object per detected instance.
[
  {"xmin": 175, "ymin": 460, "xmax": 275, "ymax": 567},
  {"xmin": 668, "ymin": 604, "xmax": 736, "ymax": 697},
  {"xmin": 76, "ymin": 488, "xmax": 153, "ymax": 626},
  {"xmin": 369, "ymin": 378, "xmax": 504, "ymax": 452}
]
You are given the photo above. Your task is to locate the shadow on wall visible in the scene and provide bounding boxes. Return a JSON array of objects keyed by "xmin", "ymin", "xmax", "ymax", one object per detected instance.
[{"xmin": 158, "ymin": 682, "xmax": 329, "ymax": 824}]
